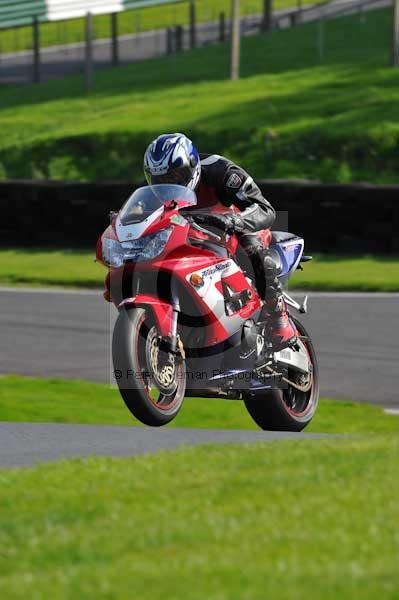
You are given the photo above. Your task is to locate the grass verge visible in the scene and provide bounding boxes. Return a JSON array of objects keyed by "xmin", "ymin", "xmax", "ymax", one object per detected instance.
[
  {"xmin": 0, "ymin": 249, "xmax": 398, "ymax": 292},
  {"xmin": 0, "ymin": 9, "xmax": 398, "ymax": 183},
  {"xmin": 1, "ymin": 375, "xmax": 398, "ymax": 433},
  {"xmin": 0, "ymin": 437, "xmax": 398, "ymax": 599},
  {"xmin": 0, "ymin": 248, "xmax": 102, "ymax": 288}
]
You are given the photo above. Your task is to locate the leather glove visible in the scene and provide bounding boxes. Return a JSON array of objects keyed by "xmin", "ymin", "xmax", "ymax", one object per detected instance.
[{"xmin": 193, "ymin": 213, "xmax": 241, "ymax": 234}]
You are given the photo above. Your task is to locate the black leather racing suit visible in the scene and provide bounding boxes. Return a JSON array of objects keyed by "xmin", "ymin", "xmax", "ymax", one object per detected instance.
[
  {"xmin": 198, "ymin": 154, "xmax": 275, "ymax": 232},
  {"xmin": 195, "ymin": 154, "xmax": 279, "ymax": 300}
]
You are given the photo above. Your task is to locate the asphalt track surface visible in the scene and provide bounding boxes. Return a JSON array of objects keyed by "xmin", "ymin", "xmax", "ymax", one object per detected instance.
[
  {"xmin": 0, "ymin": 422, "xmax": 334, "ymax": 468},
  {"xmin": 0, "ymin": 287, "xmax": 398, "ymax": 408}
]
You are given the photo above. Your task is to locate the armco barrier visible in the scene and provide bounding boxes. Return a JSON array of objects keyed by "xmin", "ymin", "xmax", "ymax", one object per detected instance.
[
  {"xmin": 0, "ymin": 179, "xmax": 398, "ymax": 253},
  {"xmin": 0, "ymin": 0, "xmax": 181, "ymax": 29}
]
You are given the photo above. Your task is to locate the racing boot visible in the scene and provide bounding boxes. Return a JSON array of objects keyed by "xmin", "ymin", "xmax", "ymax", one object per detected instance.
[
  {"xmin": 264, "ymin": 293, "xmax": 298, "ymax": 352},
  {"xmin": 262, "ymin": 253, "xmax": 297, "ymax": 351},
  {"xmin": 239, "ymin": 240, "xmax": 297, "ymax": 351}
]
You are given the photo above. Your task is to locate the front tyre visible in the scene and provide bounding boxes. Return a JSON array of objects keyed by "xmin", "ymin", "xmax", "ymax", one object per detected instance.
[
  {"xmin": 244, "ymin": 317, "xmax": 319, "ymax": 432},
  {"xmin": 112, "ymin": 307, "xmax": 186, "ymax": 427}
]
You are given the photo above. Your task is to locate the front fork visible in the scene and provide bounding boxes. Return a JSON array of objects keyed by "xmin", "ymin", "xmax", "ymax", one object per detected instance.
[{"xmin": 157, "ymin": 283, "xmax": 185, "ymax": 365}]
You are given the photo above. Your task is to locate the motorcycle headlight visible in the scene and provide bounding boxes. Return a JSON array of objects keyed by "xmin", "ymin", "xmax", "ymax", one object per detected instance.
[
  {"xmin": 125, "ymin": 228, "xmax": 173, "ymax": 262},
  {"xmin": 102, "ymin": 228, "xmax": 173, "ymax": 268},
  {"xmin": 102, "ymin": 238, "xmax": 125, "ymax": 268}
]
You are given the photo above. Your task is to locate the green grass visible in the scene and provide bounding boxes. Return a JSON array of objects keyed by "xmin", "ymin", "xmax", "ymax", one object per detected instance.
[
  {"xmin": 0, "ymin": 0, "xmax": 317, "ymax": 54},
  {"xmin": 0, "ymin": 9, "xmax": 397, "ymax": 183},
  {"xmin": 291, "ymin": 255, "xmax": 399, "ymax": 293},
  {"xmin": 0, "ymin": 248, "xmax": 103, "ymax": 288},
  {"xmin": 0, "ymin": 436, "xmax": 398, "ymax": 598},
  {"xmin": 1, "ymin": 375, "xmax": 398, "ymax": 433},
  {"xmin": 1, "ymin": 249, "xmax": 398, "ymax": 291},
  {"xmin": 1, "ymin": 374, "xmax": 398, "ymax": 597}
]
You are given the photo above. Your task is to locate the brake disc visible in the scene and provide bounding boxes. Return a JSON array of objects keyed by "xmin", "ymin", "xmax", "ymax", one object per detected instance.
[{"xmin": 147, "ymin": 333, "xmax": 177, "ymax": 396}]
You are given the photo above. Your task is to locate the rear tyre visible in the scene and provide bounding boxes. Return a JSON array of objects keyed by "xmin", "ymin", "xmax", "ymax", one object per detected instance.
[
  {"xmin": 112, "ymin": 307, "xmax": 186, "ymax": 427},
  {"xmin": 244, "ymin": 317, "xmax": 319, "ymax": 432}
]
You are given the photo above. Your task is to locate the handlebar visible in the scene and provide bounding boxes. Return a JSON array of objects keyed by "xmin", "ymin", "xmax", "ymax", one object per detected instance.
[{"xmin": 186, "ymin": 216, "xmax": 223, "ymax": 242}]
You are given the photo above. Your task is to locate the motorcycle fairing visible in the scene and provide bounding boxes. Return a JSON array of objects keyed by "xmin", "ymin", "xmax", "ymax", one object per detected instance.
[
  {"xmin": 184, "ymin": 258, "xmax": 261, "ymax": 341},
  {"xmin": 151, "ymin": 253, "xmax": 260, "ymax": 347},
  {"xmin": 115, "ymin": 207, "xmax": 165, "ymax": 243},
  {"xmin": 270, "ymin": 233, "xmax": 304, "ymax": 280},
  {"xmin": 117, "ymin": 254, "xmax": 260, "ymax": 350}
]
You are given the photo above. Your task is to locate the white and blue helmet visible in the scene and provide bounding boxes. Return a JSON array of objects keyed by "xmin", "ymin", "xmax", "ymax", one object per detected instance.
[{"xmin": 143, "ymin": 133, "xmax": 201, "ymax": 191}]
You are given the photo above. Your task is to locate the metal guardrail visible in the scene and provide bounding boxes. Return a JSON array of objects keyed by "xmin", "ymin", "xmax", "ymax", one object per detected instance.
[
  {"xmin": 0, "ymin": 0, "xmax": 183, "ymax": 29},
  {"xmin": 274, "ymin": 0, "xmax": 389, "ymax": 26},
  {"xmin": 317, "ymin": 0, "xmax": 390, "ymax": 19}
]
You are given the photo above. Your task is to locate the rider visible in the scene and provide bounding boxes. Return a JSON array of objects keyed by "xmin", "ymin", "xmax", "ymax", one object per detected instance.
[{"xmin": 143, "ymin": 133, "xmax": 297, "ymax": 351}]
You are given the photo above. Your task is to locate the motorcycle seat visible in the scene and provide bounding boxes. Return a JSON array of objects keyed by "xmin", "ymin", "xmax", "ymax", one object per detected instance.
[{"xmin": 271, "ymin": 231, "xmax": 301, "ymax": 244}]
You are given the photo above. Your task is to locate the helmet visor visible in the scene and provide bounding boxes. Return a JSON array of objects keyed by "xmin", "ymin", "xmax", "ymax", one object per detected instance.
[{"xmin": 145, "ymin": 166, "xmax": 194, "ymax": 188}]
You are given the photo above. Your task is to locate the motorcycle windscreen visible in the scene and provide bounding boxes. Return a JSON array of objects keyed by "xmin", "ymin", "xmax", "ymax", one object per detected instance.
[{"xmin": 119, "ymin": 184, "xmax": 197, "ymax": 225}]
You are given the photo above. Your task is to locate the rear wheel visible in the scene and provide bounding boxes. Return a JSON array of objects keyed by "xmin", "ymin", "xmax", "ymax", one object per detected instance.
[
  {"xmin": 112, "ymin": 308, "xmax": 186, "ymax": 427},
  {"xmin": 244, "ymin": 317, "xmax": 319, "ymax": 431}
]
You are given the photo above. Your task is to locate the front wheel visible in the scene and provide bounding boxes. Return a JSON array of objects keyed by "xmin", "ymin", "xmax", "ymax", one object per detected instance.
[
  {"xmin": 112, "ymin": 307, "xmax": 186, "ymax": 427},
  {"xmin": 244, "ymin": 317, "xmax": 319, "ymax": 432}
]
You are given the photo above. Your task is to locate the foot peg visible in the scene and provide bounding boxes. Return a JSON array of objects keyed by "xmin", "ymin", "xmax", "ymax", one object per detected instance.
[{"xmin": 283, "ymin": 292, "xmax": 308, "ymax": 314}]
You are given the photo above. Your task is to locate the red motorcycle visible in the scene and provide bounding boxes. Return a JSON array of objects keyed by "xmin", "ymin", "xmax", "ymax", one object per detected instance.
[{"xmin": 96, "ymin": 184, "xmax": 319, "ymax": 431}]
